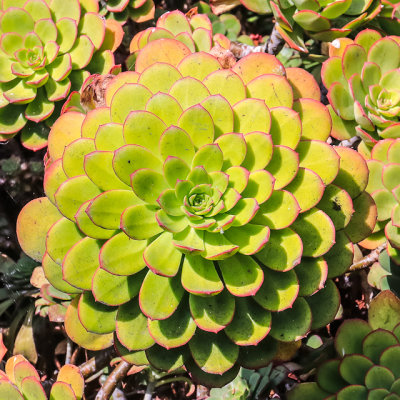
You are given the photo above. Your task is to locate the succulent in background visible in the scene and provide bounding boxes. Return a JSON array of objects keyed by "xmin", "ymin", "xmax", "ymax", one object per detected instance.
[
  {"xmin": 128, "ymin": 10, "xmax": 233, "ymax": 68},
  {"xmin": 97, "ymin": 0, "xmax": 155, "ymax": 24},
  {"xmin": 194, "ymin": 1, "xmax": 255, "ymax": 45},
  {"xmin": 17, "ymin": 38, "xmax": 376, "ymax": 386},
  {"xmin": 242, "ymin": 0, "xmax": 383, "ymax": 52},
  {"xmin": 0, "ymin": 0, "xmax": 123, "ymax": 150},
  {"xmin": 368, "ymin": 250, "xmax": 400, "ymax": 298},
  {"xmin": 361, "ymin": 138, "xmax": 400, "ymax": 249},
  {"xmin": 208, "ymin": 0, "xmax": 271, "ymax": 16},
  {"xmin": 288, "ymin": 290, "xmax": 400, "ymax": 400},
  {"xmin": 360, "ymin": 137, "xmax": 400, "ymax": 294},
  {"xmin": 322, "ymin": 29, "xmax": 400, "ymax": 155},
  {"xmin": 378, "ymin": 0, "xmax": 400, "ymax": 34},
  {"xmin": 30, "ymin": 266, "xmax": 72, "ymax": 322},
  {"xmin": 0, "ymin": 352, "xmax": 84, "ymax": 399}
]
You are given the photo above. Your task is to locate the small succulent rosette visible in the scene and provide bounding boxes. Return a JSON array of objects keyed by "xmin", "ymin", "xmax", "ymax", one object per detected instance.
[
  {"xmin": 0, "ymin": 354, "xmax": 84, "ymax": 399},
  {"xmin": 0, "ymin": 0, "xmax": 123, "ymax": 150},
  {"xmin": 322, "ymin": 29, "xmax": 400, "ymax": 155},
  {"xmin": 98, "ymin": 0, "xmax": 155, "ymax": 24},
  {"xmin": 288, "ymin": 290, "xmax": 400, "ymax": 400},
  {"xmin": 129, "ymin": 10, "xmax": 232, "ymax": 60},
  {"xmin": 269, "ymin": 0, "xmax": 382, "ymax": 52},
  {"xmin": 17, "ymin": 40, "xmax": 376, "ymax": 386}
]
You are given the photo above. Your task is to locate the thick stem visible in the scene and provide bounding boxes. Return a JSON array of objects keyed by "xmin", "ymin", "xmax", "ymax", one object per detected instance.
[
  {"xmin": 95, "ymin": 361, "xmax": 131, "ymax": 400},
  {"xmin": 338, "ymin": 136, "xmax": 361, "ymax": 148},
  {"xmin": 79, "ymin": 348, "xmax": 114, "ymax": 379},
  {"xmin": 65, "ymin": 338, "xmax": 73, "ymax": 365},
  {"xmin": 348, "ymin": 243, "xmax": 387, "ymax": 271},
  {"xmin": 265, "ymin": 24, "xmax": 285, "ymax": 55},
  {"xmin": 143, "ymin": 379, "xmax": 156, "ymax": 400},
  {"xmin": 229, "ymin": 24, "xmax": 284, "ymax": 59}
]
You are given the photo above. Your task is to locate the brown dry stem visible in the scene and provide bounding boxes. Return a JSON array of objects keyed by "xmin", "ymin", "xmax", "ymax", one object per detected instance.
[
  {"xmin": 348, "ymin": 243, "xmax": 387, "ymax": 271},
  {"xmin": 79, "ymin": 348, "xmax": 114, "ymax": 379},
  {"xmin": 229, "ymin": 24, "xmax": 284, "ymax": 59},
  {"xmin": 95, "ymin": 360, "xmax": 131, "ymax": 400}
]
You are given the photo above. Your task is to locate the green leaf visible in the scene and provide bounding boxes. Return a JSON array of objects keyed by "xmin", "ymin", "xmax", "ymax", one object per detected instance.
[
  {"xmin": 219, "ymin": 254, "xmax": 264, "ymax": 296},
  {"xmin": 143, "ymin": 232, "xmax": 183, "ymax": 277},
  {"xmin": 62, "ymin": 237, "xmax": 102, "ymax": 290},
  {"xmin": 100, "ymin": 232, "xmax": 147, "ymax": 275},
  {"xmin": 113, "ymin": 144, "xmax": 162, "ymax": 185},
  {"xmin": 56, "ymin": 18, "xmax": 78, "ymax": 54},
  {"xmin": 65, "ymin": 296, "xmax": 113, "ymax": 351},
  {"xmin": 139, "ymin": 271, "xmax": 184, "ymax": 319},
  {"xmin": 92, "ymin": 268, "xmax": 145, "ymax": 306},
  {"xmin": 46, "ymin": 217, "xmax": 84, "ymax": 265},
  {"xmin": 123, "ymin": 110, "xmax": 166, "ymax": 153},
  {"xmin": 116, "ymin": 298, "xmax": 155, "ymax": 350},
  {"xmin": 121, "ymin": 204, "xmax": 162, "ymax": 240},
  {"xmin": 269, "ymin": 298, "xmax": 311, "ymax": 341},
  {"xmin": 181, "ymin": 255, "xmax": 223, "ymax": 294},
  {"xmin": 78, "ymin": 292, "xmax": 117, "ymax": 334},
  {"xmin": 131, "ymin": 169, "xmax": 168, "ymax": 204},
  {"xmin": 178, "ymin": 104, "xmax": 215, "ymax": 148},
  {"xmin": 189, "ymin": 290, "xmax": 235, "ymax": 333},
  {"xmin": 148, "ymin": 302, "xmax": 196, "ymax": 348},
  {"xmin": 146, "ymin": 345, "xmax": 188, "ymax": 372},
  {"xmin": 87, "ymin": 189, "xmax": 142, "ymax": 230},
  {"xmin": 54, "ymin": 175, "xmax": 102, "ymax": 220},
  {"xmin": 189, "ymin": 330, "xmax": 239, "ymax": 374},
  {"xmin": 225, "ymin": 297, "xmax": 271, "ymax": 345}
]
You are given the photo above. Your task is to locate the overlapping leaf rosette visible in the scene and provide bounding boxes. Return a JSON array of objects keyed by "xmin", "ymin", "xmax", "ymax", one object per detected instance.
[
  {"xmin": 129, "ymin": 10, "xmax": 232, "ymax": 63},
  {"xmin": 0, "ymin": 0, "xmax": 123, "ymax": 150},
  {"xmin": 97, "ymin": 0, "xmax": 155, "ymax": 24},
  {"xmin": 268, "ymin": 0, "xmax": 382, "ymax": 52},
  {"xmin": 321, "ymin": 29, "xmax": 400, "ymax": 156},
  {"xmin": 0, "ymin": 354, "xmax": 84, "ymax": 399},
  {"xmin": 17, "ymin": 43, "xmax": 376, "ymax": 386},
  {"xmin": 358, "ymin": 138, "xmax": 400, "ymax": 292},
  {"xmin": 288, "ymin": 291, "xmax": 400, "ymax": 400}
]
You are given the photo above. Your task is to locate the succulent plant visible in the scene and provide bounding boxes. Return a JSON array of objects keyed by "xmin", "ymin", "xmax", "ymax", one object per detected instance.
[
  {"xmin": 288, "ymin": 290, "xmax": 400, "ymax": 400},
  {"xmin": 378, "ymin": 0, "xmax": 400, "ymax": 35},
  {"xmin": 30, "ymin": 266, "xmax": 72, "ymax": 322},
  {"xmin": 249, "ymin": 0, "xmax": 383, "ymax": 52},
  {"xmin": 368, "ymin": 250, "xmax": 400, "ymax": 298},
  {"xmin": 97, "ymin": 0, "xmax": 155, "ymax": 24},
  {"xmin": 0, "ymin": 0, "xmax": 123, "ymax": 150},
  {"xmin": 322, "ymin": 29, "xmax": 400, "ymax": 154},
  {"xmin": 194, "ymin": 1, "xmax": 255, "ymax": 45},
  {"xmin": 360, "ymin": 138, "xmax": 400, "ymax": 251},
  {"xmin": 17, "ymin": 38, "xmax": 376, "ymax": 386},
  {"xmin": 0, "ymin": 353, "xmax": 84, "ymax": 399},
  {"xmin": 129, "ymin": 10, "xmax": 232, "ymax": 64}
]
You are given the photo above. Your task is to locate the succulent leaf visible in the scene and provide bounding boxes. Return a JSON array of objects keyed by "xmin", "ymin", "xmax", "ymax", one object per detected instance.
[{"xmin": 289, "ymin": 291, "xmax": 400, "ymax": 400}]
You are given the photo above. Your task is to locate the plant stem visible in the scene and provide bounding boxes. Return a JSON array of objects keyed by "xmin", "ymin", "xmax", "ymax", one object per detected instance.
[
  {"xmin": 348, "ymin": 243, "xmax": 387, "ymax": 271},
  {"xmin": 229, "ymin": 24, "xmax": 284, "ymax": 59},
  {"xmin": 65, "ymin": 338, "xmax": 72, "ymax": 365},
  {"xmin": 79, "ymin": 348, "xmax": 114, "ymax": 379},
  {"xmin": 95, "ymin": 360, "xmax": 131, "ymax": 400},
  {"xmin": 144, "ymin": 379, "xmax": 156, "ymax": 400},
  {"xmin": 265, "ymin": 24, "xmax": 285, "ymax": 55}
]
